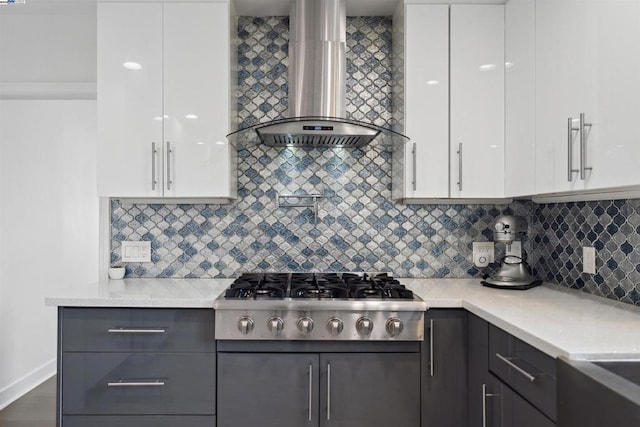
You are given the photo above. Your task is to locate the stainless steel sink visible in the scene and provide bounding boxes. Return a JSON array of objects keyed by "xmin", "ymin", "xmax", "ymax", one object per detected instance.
[{"xmin": 557, "ymin": 358, "xmax": 640, "ymax": 427}]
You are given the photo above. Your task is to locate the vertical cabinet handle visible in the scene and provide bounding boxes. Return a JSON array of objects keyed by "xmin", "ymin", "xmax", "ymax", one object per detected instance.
[
  {"xmin": 327, "ymin": 363, "xmax": 331, "ymax": 421},
  {"xmin": 567, "ymin": 118, "xmax": 579, "ymax": 181},
  {"xmin": 482, "ymin": 383, "xmax": 500, "ymax": 427},
  {"xmin": 308, "ymin": 364, "xmax": 313, "ymax": 422},
  {"xmin": 412, "ymin": 143, "xmax": 417, "ymax": 192},
  {"xmin": 166, "ymin": 141, "xmax": 173, "ymax": 190},
  {"xmin": 579, "ymin": 112, "xmax": 592, "ymax": 180},
  {"xmin": 151, "ymin": 142, "xmax": 158, "ymax": 191},
  {"xmin": 429, "ymin": 319, "xmax": 434, "ymax": 377},
  {"xmin": 457, "ymin": 143, "xmax": 463, "ymax": 191}
]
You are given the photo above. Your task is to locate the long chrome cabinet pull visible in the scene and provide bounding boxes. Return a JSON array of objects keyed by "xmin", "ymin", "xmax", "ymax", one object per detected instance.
[
  {"xmin": 429, "ymin": 319, "xmax": 434, "ymax": 377},
  {"xmin": 327, "ymin": 363, "xmax": 331, "ymax": 420},
  {"xmin": 308, "ymin": 364, "xmax": 313, "ymax": 422},
  {"xmin": 107, "ymin": 327, "xmax": 166, "ymax": 334},
  {"xmin": 151, "ymin": 142, "xmax": 158, "ymax": 191},
  {"xmin": 412, "ymin": 143, "xmax": 417, "ymax": 192},
  {"xmin": 457, "ymin": 143, "xmax": 463, "ymax": 191},
  {"xmin": 579, "ymin": 112, "xmax": 593, "ymax": 180},
  {"xmin": 567, "ymin": 118, "xmax": 579, "ymax": 181},
  {"xmin": 495, "ymin": 352, "xmax": 537, "ymax": 382},
  {"xmin": 166, "ymin": 141, "xmax": 173, "ymax": 190},
  {"xmin": 481, "ymin": 383, "xmax": 499, "ymax": 427},
  {"xmin": 107, "ymin": 380, "xmax": 165, "ymax": 387}
]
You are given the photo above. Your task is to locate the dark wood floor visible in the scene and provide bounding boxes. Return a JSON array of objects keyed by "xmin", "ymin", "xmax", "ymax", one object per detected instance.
[{"xmin": 0, "ymin": 376, "xmax": 56, "ymax": 427}]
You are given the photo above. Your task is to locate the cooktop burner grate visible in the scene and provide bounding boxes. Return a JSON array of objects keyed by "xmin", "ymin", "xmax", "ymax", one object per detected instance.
[{"xmin": 224, "ymin": 272, "xmax": 414, "ymax": 300}]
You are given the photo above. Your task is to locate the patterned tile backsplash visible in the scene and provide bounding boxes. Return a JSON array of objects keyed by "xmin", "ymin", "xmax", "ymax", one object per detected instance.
[
  {"xmin": 110, "ymin": 17, "xmax": 640, "ymax": 306},
  {"xmin": 532, "ymin": 200, "xmax": 640, "ymax": 305}
]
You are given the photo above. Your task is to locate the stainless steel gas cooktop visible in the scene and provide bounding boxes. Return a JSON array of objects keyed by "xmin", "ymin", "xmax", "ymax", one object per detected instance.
[{"xmin": 213, "ymin": 272, "xmax": 427, "ymax": 341}]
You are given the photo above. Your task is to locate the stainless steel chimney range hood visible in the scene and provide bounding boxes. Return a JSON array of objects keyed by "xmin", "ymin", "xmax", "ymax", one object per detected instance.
[{"xmin": 227, "ymin": 0, "xmax": 408, "ymax": 149}]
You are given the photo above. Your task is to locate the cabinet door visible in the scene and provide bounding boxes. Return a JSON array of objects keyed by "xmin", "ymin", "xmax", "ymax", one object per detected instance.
[
  {"xmin": 217, "ymin": 353, "xmax": 319, "ymax": 427},
  {"xmin": 422, "ymin": 310, "xmax": 467, "ymax": 427},
  {"xmin": 163, "ymin": 3, "xmax": 233, "ymax": 198},
  {"xmin": 535, "ymin": 0, "xmax": 640, "ymax": 195},
  {"xmin": 97, "ymin": 3, "xmax": 163, "ymax": 198},
  {"xmin": 319, "ymin": 353, "xmax": 420, "ymax": 427},
  {"xmin": 450, "ymin": 5, "xmax": 505, "ymax": 198},
  {"xmin": 402, "ymin": 4, "xmax": 449, "ymax": 199},
  {"xmin": 584, "ymin": 0, "xmax": 640, "ymax": 190},
  {"xmin": 505, "ymin": 0, "xmax": 535, "ymax": 197},
  {"xmin": 503, "ymin": 384, "xmax": 556, "ymax": 427}
]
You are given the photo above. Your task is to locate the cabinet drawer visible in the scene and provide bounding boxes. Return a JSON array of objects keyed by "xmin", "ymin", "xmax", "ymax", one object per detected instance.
[
  {"xmin": 489, "ymin": 325, "xmax": 556, "ymax": 421},
  {"xmin": 63, "ymin": 415, "xmax": 215, "ymax": 427},
  {"xmin": 62, "ymin": 353, "xmax": 215, "ymax": 415},
  {"xmin": 61, "ymin": 308, "xmax": 214, "ymax": 352}
]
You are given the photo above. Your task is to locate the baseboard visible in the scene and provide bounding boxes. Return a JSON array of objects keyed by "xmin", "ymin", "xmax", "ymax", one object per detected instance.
[{"xmin": 0, "ymin": 358, "xmax": 56, "ymax": 411}]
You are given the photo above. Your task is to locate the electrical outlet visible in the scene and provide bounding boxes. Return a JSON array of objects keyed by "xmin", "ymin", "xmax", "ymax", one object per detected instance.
[
  {"xmin": 473, "ymin": 242, "xmax": 494, "ymax": 268},
  {"xmin": 583, "ymin": 246, "xmax": 596, "ymax": 274},
  {"xmin": 121, "ymin": 241, "xmax": 151, "ymax": 263}
]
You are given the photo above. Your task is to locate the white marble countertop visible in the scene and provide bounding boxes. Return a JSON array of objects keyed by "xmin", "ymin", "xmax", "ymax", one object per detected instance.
[{"xmin": 45, "ymin": 277, "xmax": 640, "ymax": 360}]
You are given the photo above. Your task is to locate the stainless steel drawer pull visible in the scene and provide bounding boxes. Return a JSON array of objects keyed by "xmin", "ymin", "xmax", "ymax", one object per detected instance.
[
  {"xmin": 412, "ymin": 143, "xmax": 417, "ymax": 192},
  {"xmin": 107, "ymin": 328, "xmax": 166, "ymax": 334},
  {"xmin": 107, "ymin": 380, "xmax": 165, "ymax": 387},
  {"xmin": 567, "ymin": 118, "xmax": 579, "ymax": 181},
  {"xmin": 457, "ymin": 143, "xmax": 463, "ymax": 191},
  {"xmin": 579, "ymin": 112, "xmax": 593, "ymax": 180},
  {"xmin": 482, "ymin": 383, "xmax": 500, "ymax": 427},
  {"xmin": 308, "ymin": 364, "xmax": 313, "ymax": 422},
  {"xmin": 495, "ymin": 352, "xmax": 537, "ymax": 382},
  {"xmin": 429, "ymin": 319, "xmax": 434, "ymax": 377},
  {"xmin": 166, "ymin": 141, "xmax": 173, "ymax": 191},
  {"xmin": 151, "ymin": 142, "xmax": 158, "ymax": 191},
  {"xmin": 327, "ymin": 363, "xmax": 331, "ymax": 421}
]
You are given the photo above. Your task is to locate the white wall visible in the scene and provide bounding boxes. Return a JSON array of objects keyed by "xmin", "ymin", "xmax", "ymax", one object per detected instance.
[
  {"xmin": 0, "ymin": 100, "xmax": 99, "ymax": 409},
  {"xmin": 0, "ymin": 0, "xmax": 99, "ymax": 410}
]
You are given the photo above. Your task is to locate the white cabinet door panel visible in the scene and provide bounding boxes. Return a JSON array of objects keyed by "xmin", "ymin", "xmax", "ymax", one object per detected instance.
[
  {"xmin": 404, "ymin": 4, "xmax": 449, "ymax": 198},
  {"xmin": 450, "ymin": 5, "xmax": 505, "ymax": 198},
  {"xmin": 163, "ymin": 3, "xmax": 232, "ymax": 198},
  {"xmin": 97, "ymin": 3, "xmax": 163, "ymax": 198},
  {"xmin": 505, "ymin": 0, "xmax": 535, "ymax": 197}
]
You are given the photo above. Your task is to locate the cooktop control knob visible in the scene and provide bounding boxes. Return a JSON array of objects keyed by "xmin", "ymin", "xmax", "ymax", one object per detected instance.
[
  {"xmin": 238, "ymin": 316, "xmax": 255, "ymax": 335},
  {"xmin": 495, "ymin": 222, "xmax": 506, "ymax": 231},
  {"xmin": 356, "ymin": 317, "xmax": 374, "ymax": 336},
  {"xmin": 385, "ymin": 318, "xmax": 404, "ymax": 337},
  {"xmin": 267, "ymin": 317, "xmax": 284, "ymax": 336},
  {"xmin": 297, "ymin": 317, "xmax": 314, "ymax": 336},
  {"xmin": 327, "ymin": 318, "xmax": 344, "ymax": 336}
]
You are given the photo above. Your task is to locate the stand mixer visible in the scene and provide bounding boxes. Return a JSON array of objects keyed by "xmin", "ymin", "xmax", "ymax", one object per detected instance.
[{"xmin": 481, "ymin": 215, "xmax": 542, "ymax": 290}]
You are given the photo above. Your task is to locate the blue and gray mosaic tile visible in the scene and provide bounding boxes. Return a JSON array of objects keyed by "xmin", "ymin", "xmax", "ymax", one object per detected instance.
[
  {"xmin": 532, "ymin": 199, "xmax": 640, "ymax": 306},
  {"xmin": 109, "ymin": 16, "xmax": 640, "ymax": 306}
]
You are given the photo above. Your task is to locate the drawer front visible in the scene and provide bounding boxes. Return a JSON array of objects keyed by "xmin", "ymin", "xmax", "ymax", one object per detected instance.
[
  {"xmin": 489, "ymin": 325, "xmax": 556, "ymax": 421},
  {"xmin": 62, "ymin": 353, "xmax": 215, "ymax": 415},
  {"xmin": 63, "ymin": 415, "xmax": 215, "ymax": 427},
  {"xmin": 61, "ymin": 308, "xmax": 214, "ymax": 352}
]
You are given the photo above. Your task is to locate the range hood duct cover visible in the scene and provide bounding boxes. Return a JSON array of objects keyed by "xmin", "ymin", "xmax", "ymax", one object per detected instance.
[{"xmin": 227, "ymin": 0, "xmax": 409, "ymax": 149}]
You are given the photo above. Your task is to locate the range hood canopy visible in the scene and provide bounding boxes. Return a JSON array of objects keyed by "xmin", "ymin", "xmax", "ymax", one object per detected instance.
[{"xmin": 228, "ymin": 0, "xmax": 408, "ymax": 149}]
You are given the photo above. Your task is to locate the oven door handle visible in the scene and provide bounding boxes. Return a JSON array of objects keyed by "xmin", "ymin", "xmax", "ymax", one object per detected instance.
[
  {"xmin": 307, "ymin": 364, "xmax": 313, "ymax": 422},
  {"xmin": 326, "ymin": 363, "xmax": 331, "ymax": 421}
]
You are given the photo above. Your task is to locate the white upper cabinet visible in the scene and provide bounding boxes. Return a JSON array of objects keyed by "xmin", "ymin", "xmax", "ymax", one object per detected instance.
[
  {"xmin": 394, "ymin": 4, "xmax": 449, "ymax": 199},
  {"xmin": 450, "ymin": 5, "xmax": 505, "ymax": 198},
  {"xmin": 394, "ymin": 3, "xmax": 505, "ymax": 201},
  {"xmin": 97, "ymin": 1, "xmax": 236, "ymax": 200},
  {"xmin": 535, "ymin": 0, "xmax": 640, "ymax": 196},
  {"xmin": 504, "ymin": 0, "xmax": 536, "ymax": 197}
]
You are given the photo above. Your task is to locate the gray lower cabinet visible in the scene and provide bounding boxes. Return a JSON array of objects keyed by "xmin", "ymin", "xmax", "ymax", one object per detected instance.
[
  {"xmin": 217, "ymin": 352, "xmax": 420, "ymax": 427},
  {"xmin": 468, "ymin": 313, "xmax": 556, "ymax": 427},
  {"xmin": 422, "ymin": 309, "xmax": 468, "ymax": 427},
  {"xmin": 58, "ymin": 307, "xmax": 216, "ymax": 427}
]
